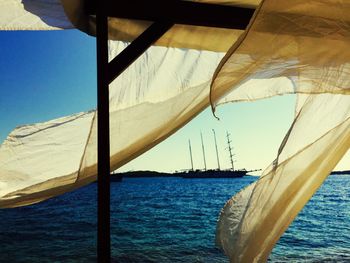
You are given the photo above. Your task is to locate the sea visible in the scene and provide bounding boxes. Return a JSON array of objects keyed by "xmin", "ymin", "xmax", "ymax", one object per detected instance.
[{"xmin": 0, "ymin": 174, "xmax": 349, "ymax": 262}]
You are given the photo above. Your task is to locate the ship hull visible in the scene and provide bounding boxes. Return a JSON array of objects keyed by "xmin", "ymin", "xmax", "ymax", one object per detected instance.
[{"xmin": 179, "ymin": 169, "xmax": 247, "ymax": 178}]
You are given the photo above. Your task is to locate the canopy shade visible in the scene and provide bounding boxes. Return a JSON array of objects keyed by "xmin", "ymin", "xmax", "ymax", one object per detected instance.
[
  {"xmin": 61, "ymin": 0, "xmax": 261, "ymax": 51},
  {"xmin": 0, "ymin": 0, "xmax": 349, "ymax": 262}
]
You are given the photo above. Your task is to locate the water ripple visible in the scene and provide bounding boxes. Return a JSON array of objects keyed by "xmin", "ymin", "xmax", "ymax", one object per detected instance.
[{"xmin": 0, "ymin": 175, "xmax": 349, "ymax": 262}]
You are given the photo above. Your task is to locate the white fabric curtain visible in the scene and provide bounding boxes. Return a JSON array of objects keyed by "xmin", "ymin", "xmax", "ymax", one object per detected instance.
[
  {"xmin": 0, "ymin": 0, "xmax": 73, "ymax": 30},
  {"xmin": 0, "ymin": 39, "xmax": 225, "ymax": 207},
  {"xmin": 213, "ymin": 0, "xmax": 350, "ymax": 261}
]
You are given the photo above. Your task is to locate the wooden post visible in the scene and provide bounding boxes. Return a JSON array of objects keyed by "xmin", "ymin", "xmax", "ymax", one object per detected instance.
[{"xmin": 96, "ymin": 1, "xmax": 111, "ymax": 261}]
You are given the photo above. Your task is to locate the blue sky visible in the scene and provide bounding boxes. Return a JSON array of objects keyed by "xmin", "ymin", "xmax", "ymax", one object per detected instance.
[
  {"xmin": 0, "ymin": 30, "xmax": 348, "ymax": 173},
  {"xmin": 0, "ymin": 30, "xmax": 96, "ymax": 142}
]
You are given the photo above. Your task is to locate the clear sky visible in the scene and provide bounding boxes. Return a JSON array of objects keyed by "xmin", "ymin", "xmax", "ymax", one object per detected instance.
[
  {"xmin": 0, "ymin": 30, "xmax": 348, "ymax": 173},
  {"xmin": 0, "ymin": 30, "xmax": 96, "ymax": 142}
]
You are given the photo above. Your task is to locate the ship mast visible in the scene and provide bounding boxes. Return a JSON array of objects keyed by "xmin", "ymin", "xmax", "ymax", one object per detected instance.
[
  {"xmin": 200, "ymin": 132, "xmax": 207, "ymax": 171},
  {"xmin": 226, "ymin": 131, "xmax": 235, "ymax": 170},
  {"xmin": 212, "ymin": 129, "xmax": 221, "ymax": 170},
  {"xmin": 188, "ymin": 139, "xmax": 194, "ymax": 171}
]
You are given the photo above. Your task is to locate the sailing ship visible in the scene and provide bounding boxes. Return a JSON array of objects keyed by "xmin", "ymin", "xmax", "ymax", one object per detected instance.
[
  {"xmin": 180, "ymin": 130, "xmax": 248, "ymax": 178},
  {"xmin": 111, "ymin": 130, "xmax": 251, "ymax": 180}
]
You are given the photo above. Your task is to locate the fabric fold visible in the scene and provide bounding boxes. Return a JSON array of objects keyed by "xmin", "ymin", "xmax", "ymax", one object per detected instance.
[
  {"xmin": 0, "ymin": 0, "xmax": 73, "ymax": 30},
  {"xmin": 216, "ymin": 94, "xmax": 350, "ymax": 262},
  {"xmin": 212, "ymin": 0, "xmax": 350, "ymax": 261},
  {"xmin": 0, "ymin": 41, "xmax": 226, "ymax": 207}
]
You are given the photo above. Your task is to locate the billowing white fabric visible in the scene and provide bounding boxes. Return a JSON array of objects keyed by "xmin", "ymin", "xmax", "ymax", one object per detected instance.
[
  {"xmin": 211, "ymin": 0, "xmax": 350, "ymax": 105},
  {"xmin": 216, "ymin": 94, "xmax": 350, "ymax": 262},
  {"xmin": 0, "ymin": 112, "xmax": 94, "ymax": 207},
  {"xmin": 74, "ymin": 42, "xmax": 226, "ymax": 186},
  {"xmin": 0, "ymin": 0, "xmax": 73, "ymax": 30},
  {"xmin": 213, "ymin": 0, "xmax": 350, "ymax": 262},
  {"xmin": 0, "ymin": 41, "xmax": 225, "ymax": 207}
]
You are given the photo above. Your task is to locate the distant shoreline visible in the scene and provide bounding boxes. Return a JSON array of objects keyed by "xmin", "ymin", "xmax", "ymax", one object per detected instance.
[
  {"xmin": 113, "ymin": 169, "xmax": 250, "ymax": 179},
  {"xmin": 115, "ymin": 170, "xmax": 174, "ymax": 178},
  {"xmin": 111, "ymin": 169, "xmax": 350, "ymax": 179}
]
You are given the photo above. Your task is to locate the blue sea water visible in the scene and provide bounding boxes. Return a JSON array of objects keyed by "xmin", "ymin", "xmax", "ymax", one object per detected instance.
[{"xmin": 0, "ymin": 175, "xmax": 349, "ymax": 262}]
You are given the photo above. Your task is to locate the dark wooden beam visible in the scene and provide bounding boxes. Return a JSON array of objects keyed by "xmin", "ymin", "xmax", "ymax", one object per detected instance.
[
  {"xmin": 86, "ymin": 0, "xmax": 254, "ymax": 30},
  {"xmin": 96, "ymin": 18, "xmax": 173, "ymax": 263},
  {"xmin": 96, "ymin": 1, "xmax": 111, "ymax": 262},
  {"xmin": 108, "ymin": 22, "xmax": 174, "ymax": 84}
]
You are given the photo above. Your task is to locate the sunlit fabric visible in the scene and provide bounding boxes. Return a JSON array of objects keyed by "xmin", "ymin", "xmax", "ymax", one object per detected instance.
[
  {"xmin": 76, "ymin": 42, "xmax": 226, "ymax": 186},
  {"xmin": 216, "ymin": 94, "xmax": 350, "ymax": 262},
  {"xmin": 0, "ymin": 0, "xmax": 73, "ymax": 30},
  {"xmin": 0, "ymin": 40, "xmax": 225, "ymax": 207},
  {"xmin": 213, "ymin": 0, "xmax": 350, "ymax": 261},
  {"xmin": 0, "ymin": 112, "xmax": 94, "ymax": 207}
]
